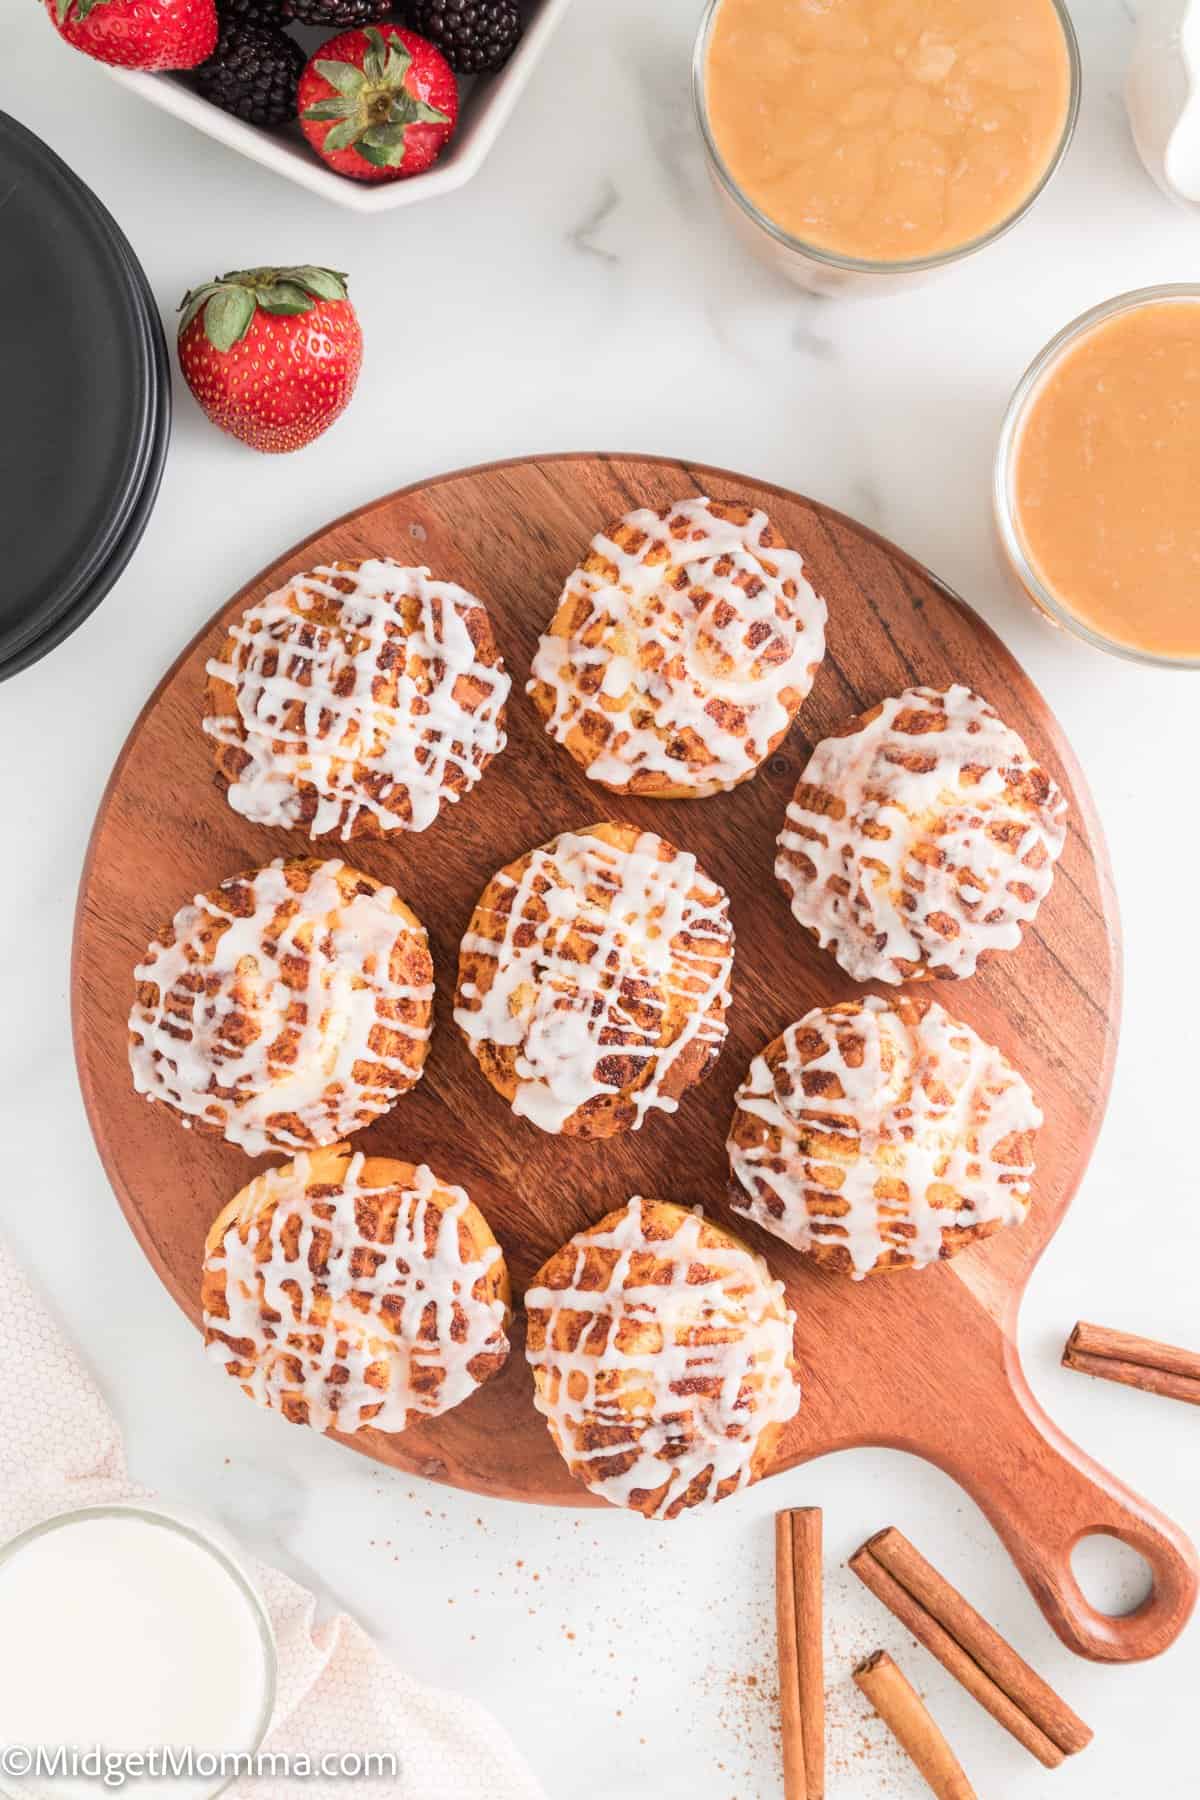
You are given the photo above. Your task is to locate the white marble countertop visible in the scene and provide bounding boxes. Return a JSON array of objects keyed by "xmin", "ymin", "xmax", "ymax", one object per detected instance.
[{"xmin": 5, "ymin": 2, "xmax": 1200, "ymax": 1794}]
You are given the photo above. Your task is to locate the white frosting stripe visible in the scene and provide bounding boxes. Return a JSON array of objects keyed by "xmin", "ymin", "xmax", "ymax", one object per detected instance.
[
  {"xmin": 728, "ymin": 996, "xmax": 1041, "ymax": 1277},
  {"xmin": 528, "ymin": 498, "xmax": 826, "ymax": 792},
  {"xmin": 205, "ymin": 558, "xmax": 509, "ymax": 838},
  {"xmin": 454, "ymin": 828, "xmax": 733, "ymax": 1134},
  {"xmin": 776, "ymin": 684, "xmax": 1067, "ymax": 984},
  {"xmin": 129, "ymin": 859, "xmax": 433, "ymax": 1156},
  {"xmin": 204, "ymin": 1153, "xmax": 509, "ymax": 1433},
  {"xmin": 525, "ymin": 1198, "xmax": 800, "ymax": 1515}
]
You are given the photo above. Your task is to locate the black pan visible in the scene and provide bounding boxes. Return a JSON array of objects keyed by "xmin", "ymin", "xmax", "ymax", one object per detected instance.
[{"xmin": 0, "ymin": 111, "xmax": 170, "ymax": 679}]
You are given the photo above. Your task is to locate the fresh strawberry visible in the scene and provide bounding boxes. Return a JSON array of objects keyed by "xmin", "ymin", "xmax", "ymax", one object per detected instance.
[
  {"xmin": 45, "ymin": 0, "xmax": 217, "ymax": 69},
  {"xmin": 177, "ymin": 266, "xmax": 362, "ymax": 455},
  {"xmin": 299, "ymin": 24, "xmax": 457, "ymax": 183}
]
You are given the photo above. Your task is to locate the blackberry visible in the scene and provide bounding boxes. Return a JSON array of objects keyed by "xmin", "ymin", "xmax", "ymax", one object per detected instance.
[
  {"xmin": 408, "ymin": 0, "xmax": 522, "ymax": 73},
  {"xmin": 215, "ymin": 0, "xmax": 284, "ymax": 28},
  {"xmin": 194, "ymin": 22, "xmax": 304, "ymax": 128},
  {"xmin": 280, "ymin": 0, "xmax": 391, "ymax": 25}
]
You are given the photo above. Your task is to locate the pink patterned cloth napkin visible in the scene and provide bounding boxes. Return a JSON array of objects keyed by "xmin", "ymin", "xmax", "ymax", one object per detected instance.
[{"xmin": 0, "ymin": 1237, "xmax": 545, "ymax": 1800}]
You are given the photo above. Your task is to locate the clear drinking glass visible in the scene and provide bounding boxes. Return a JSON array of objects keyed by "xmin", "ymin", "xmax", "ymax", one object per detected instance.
[
  {"xmin": 994, "ymin": 284, "xmax": 1200, "ymax": 668},
  {"xmin": 0, "ymin": 1503, "xmax": 277, "ymax": 1800},
  {"xmin": 691, "ymin": 0, "xmax": 1082, "ymax": 295}
]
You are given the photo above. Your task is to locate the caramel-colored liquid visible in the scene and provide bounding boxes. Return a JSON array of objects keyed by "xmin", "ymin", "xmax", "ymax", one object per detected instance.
[
  {"xmin": 1014, "ymin": 300, "xmax": 1200, "ymax": 661},
  {"xmin": 705, "ymin": 0, "xmax": 1072, "ymax": 264}
]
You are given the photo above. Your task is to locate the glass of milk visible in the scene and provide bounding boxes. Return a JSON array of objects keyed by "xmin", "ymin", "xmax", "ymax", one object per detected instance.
[{"xmin": 0, "ymin": 1504, "xmax": 276, "ymax": 1800}]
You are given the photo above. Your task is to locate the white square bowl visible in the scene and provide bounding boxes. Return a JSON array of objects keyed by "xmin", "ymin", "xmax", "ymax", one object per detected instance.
[{"xmin": 103, "ymin": 0, "xmax": 573, "ymax": 213}]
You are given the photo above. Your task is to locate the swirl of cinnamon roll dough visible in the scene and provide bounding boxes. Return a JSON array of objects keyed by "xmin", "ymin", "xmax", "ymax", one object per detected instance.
[
  {"xmin": 453, "ymin": 823, "xmax": 734, "ymax": 1138},
  {"xmin": 527, "ymin": 497, "xmax": 826, "ymax": 797},
  {"xmin": 129, "ymin": 858, "xmax": 433, "ymax": 1156},
  {"xmin": 525, "ymin": 1197, "xmax": 801, "ymax": 1517},
  {"xmin": 204, "ymin": 558, "xmax": 510, "ymax": 840},
  {"xmin": 775, "ymin": 684, "xmax": 1067, "ymax": 984},
  {"xmin": 202, "ymin": 1145, "xmax": 511, "ymax": 1434},
  {"xmin": 728, "ymin": 994, "xmax": 1041, "ymax": 1278}
]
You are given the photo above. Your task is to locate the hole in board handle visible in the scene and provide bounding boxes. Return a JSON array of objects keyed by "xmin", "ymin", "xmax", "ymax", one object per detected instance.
[{"xmin": 1070, "ymin": 1532, "xmax": 1154, "ymax": 1618}]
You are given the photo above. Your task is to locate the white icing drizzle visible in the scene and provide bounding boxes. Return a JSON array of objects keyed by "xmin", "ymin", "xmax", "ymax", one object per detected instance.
[
  {"xmin": 453, "ymin": 827, "xmax": 733, "ymax": 1134},
  {"xmin": 129, "ymin": 859, "xmax": 433, "ymax": 1156},
  {"xmin": 775, "ymin": 684, "xmax": 1068, "ymax": 983},
  {"xmin": 524, "ymin": 1198, "xmax": 801, "ymax": 1515},
  {"xmin": 204, "ymin": 558, "xmax": 510, "ymax": 839},
  {"xmin": 528, "ymin": 497, "xmax": 827, "ymax": 792},
  {"xmin": 728, "ymin": 995, "xmax": 1041, "ymax": 1278},
  {"xmin": 204, "ymin": 1151, "xmax": 509, "ymax": 1433}
]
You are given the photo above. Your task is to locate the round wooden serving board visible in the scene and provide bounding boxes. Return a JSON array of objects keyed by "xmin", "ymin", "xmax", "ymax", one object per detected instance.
[{"xmin": 73, "ymin": 453, "xmax": 1196, "ymax": 1664}]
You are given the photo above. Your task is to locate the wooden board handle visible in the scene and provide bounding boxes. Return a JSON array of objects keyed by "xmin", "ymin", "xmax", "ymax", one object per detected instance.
[{"xmin": 915, "ymin": 1338, "xmax": 1198, "ymax": 1662}]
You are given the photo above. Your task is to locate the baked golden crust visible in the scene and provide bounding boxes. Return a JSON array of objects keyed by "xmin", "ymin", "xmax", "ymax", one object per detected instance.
[
  {"xmin": 129, "ymin": 857, "xmax": 433, "ymax": 1156},
  {"xmin": 524, "ymin": 1197, "xmax": 801, "ymax": 1517},
  {"xmin": 527, "ymin": 497, "xmax": 826, "ymax": 798},
  {"xmin": 203, "ymin": 1145, "xmax": 511, "ymax": 1434},
  {"xmin": 204, "ymin": 557, "xmax": 509, "ymax": 841},
  {"xmin": 775, "ymin": 685, "xmax": 1067, "ymax": 985},
  {"xmin": 727, "ymin": 994, "xmax": 1041, "ymax": 1277},
  {"xmin": 453, "ymin": 823, "xmax": 733, "ymax": 1138}
]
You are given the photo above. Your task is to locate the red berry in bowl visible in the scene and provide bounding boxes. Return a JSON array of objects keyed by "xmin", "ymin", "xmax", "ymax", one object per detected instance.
[
  {"xmin": 299, "ymin": 24, "xmax": 458, "ymax": 183},
  {"xmin": 45, "ymin": 0, "xmax": 217, "ymax": 69},
  {"xmin": 177, "ymin": 265, "xmax": 363, "ymax": 454}
]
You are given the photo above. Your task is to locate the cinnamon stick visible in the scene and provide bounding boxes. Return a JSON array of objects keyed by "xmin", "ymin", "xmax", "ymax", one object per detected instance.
[
  {"xmin": 1063, "ymin": 1321, "xmax": 1200, "ymax": 1406},
  {"xmin": 849, "ymin": 1527, "xmax": 1091, "ymax": 1768},
  {"xmin": 854, "ymin": 1652, "xmax": 977, "ymax": 1800},
  {"xmin": 775, "ymin": 1508, "xmax": 824, "ymax": 1799}
]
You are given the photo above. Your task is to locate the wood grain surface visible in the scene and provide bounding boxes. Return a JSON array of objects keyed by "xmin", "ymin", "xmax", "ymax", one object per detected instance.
[{"xmin": 72, "ymin": 453, "xmax": 1197, "ymax": 1663}]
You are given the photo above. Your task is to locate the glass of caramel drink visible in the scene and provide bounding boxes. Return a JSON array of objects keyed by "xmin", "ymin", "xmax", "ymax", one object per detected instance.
[
  {"xmin": 693, "ymin": 0, "xmax": 1080, "ymax": 293},
  {"xmin": 996, "ymin": 286, "xmax": 1200, "ymax": 668}
]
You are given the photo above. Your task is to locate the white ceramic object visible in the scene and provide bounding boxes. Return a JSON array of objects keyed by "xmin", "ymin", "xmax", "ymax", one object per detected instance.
[
  {"xmin": 1127, "ymin": 0, "xmax": 1200, "ymax": 205},
  {"xmin": 102, "ymin": 0, "xmax": 573, "ymax": 213}
]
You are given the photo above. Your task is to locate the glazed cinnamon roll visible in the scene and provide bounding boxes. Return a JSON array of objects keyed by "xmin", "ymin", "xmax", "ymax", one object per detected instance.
[
  {"xmin": 775, "ymin": 685, "xmax": 1067, "ymax": 984},
  {"xmin": 728, "ymin": 994, "xmax": 1041, "ymax": 1278},
  {"xmin": 204, "ymin": 558, "xmax": 510, "ymax": 839},
  {"xmin": 453, "ymin": 823, "xmax": 734, "ymax": 1137},
  {"xmin": 527, "ymin": 497, "xmax": 826, "ymax": 797},
  {"xmin": 202, "ymin": 1145, "xmax": 511, "ymax": 1433},
  {"xmin": 129, "ymin": 858, "xmax": 433, "ymax": 1155},
  {"xmin": 525, "ymin": 1197, "xmax": 801, "ymax": 1517}
]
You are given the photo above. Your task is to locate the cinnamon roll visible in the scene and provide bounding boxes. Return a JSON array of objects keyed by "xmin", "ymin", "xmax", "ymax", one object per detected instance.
[
  {"xmin": 204, "ymin": 558, "xmax": 509, "ymax": 839},
  {"xmin": 453, "ymin": 823, "xmax": 733, "ymax": 1137},
  {"xmin": 129, "ymin": 858, "xmax": 433, "ymax": 1155},
  {"xmin": 202, "ymin": 1145, "xmax": 511, "ymax": 1433},
  {"xmin": 527, "ymin": 497, "xmax": 826, "ymax": 797},
  {"xmin": 524, "ymin": 1197, "xmax": 801, "ymax": 1517},
  {"xmin": 728, "ymin": 994, "xmax": 1041, "ymax": 1278},
  {"xmin": 775, "ymin": 684, "xmax": 1067, "ymax": 984}
]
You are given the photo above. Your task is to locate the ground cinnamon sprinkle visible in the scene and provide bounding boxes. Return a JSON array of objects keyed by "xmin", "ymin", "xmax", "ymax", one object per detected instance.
[
  {"xmin": 679, "ymin": 1545, "xmax": 935, "ymax": 1794},
  {"xmin": 349, "ymin": 1481, "xmax": 938, "ymax": 1792},
  {"xmin": 695, "ymin": 1594, "xmax": 781, "ymax": 1796}
]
